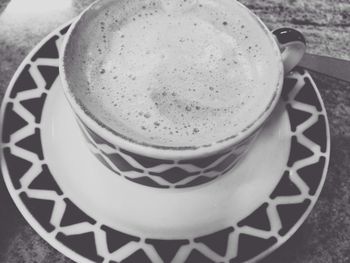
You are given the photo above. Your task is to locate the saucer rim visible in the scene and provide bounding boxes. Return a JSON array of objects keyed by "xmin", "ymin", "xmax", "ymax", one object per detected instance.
[{"xmin": 0, "ymin": 21, "xmax": 330, "ymax": 263}]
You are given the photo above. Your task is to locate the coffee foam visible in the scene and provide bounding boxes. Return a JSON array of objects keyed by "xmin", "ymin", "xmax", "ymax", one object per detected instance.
[{"xmin": 65, "ymin": 0, "xmax": 281, "ymax": 147}]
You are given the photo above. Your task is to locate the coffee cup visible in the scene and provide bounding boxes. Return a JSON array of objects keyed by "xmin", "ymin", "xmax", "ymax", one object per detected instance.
[{"xmin": 60, "ymin": 0, "xmax": 306, "ymax": 189}]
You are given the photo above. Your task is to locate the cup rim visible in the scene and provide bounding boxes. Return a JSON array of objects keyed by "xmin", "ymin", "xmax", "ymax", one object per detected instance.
[{"xmin": 59, "ymin": 0, "xmax": 284, "ymax": 159}]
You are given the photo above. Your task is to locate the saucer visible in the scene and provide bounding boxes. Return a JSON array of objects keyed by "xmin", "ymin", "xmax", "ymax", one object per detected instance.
[{"xmin": 0, "ymin": 23, "xmax": 330, "ymax": 263}]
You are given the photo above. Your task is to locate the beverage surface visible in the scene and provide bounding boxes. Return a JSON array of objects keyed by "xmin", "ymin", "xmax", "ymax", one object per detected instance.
[{"xmin": 65, "ymin": 0, "xmax": 280, "ymax": 147}]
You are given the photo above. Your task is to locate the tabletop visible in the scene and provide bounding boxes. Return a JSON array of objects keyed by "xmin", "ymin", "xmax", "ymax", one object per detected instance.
[{"xmin": 0, "ymin": 0, "xmax": 349, "ymax": 262}]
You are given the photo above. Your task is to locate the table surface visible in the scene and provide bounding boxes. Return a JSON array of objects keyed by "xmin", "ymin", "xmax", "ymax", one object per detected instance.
[{"xmin": 0, "ymin": 0, "xmax": 349, "ymax": 262}]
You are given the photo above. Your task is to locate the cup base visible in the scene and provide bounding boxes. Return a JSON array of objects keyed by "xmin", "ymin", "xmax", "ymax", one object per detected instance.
[{"xmin": 44, "ymin": 84, "xmax": 289, "ymax": 238}]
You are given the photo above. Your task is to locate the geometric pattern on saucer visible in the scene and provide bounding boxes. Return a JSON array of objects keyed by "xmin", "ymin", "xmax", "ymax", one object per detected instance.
[
  {"xmin": 0, "ymin": 24, "xmax": 330, "ymax": 263},
  {"xmin": 78, "ymin": 120, "xmax": 255, "ymax": 189}
]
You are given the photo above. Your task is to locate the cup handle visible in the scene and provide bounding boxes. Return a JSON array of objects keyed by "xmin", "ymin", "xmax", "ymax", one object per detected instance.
[{"xmin": 273, "ymin": 28, "xmax": 306, "ymax": 74}]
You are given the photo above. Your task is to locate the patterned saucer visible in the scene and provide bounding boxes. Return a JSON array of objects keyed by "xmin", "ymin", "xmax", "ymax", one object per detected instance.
[{"xmin": 0, "ymin": 23, "xmax": 330, "ymax": 263}]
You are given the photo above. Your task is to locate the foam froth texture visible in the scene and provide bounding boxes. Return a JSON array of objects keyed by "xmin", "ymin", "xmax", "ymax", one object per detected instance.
[{"xmin": 64, "ymin": 0, "xmax": 281, "ymax": 147}]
